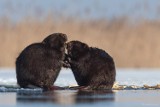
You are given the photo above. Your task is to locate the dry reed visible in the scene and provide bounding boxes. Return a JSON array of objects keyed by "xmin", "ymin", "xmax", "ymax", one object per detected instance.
[{"xmin": 0, "ymin": 15, "xmax": 160, "ymax": 68}]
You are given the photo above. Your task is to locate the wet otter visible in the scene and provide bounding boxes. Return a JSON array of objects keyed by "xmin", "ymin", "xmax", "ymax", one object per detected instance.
[
  {"xmin": 16, "ymin": 33, "xmax": 67, "ymax": 90},
  {"xmin": 66, "ymin": 41, "xmax": 116, "ymax": 90}
]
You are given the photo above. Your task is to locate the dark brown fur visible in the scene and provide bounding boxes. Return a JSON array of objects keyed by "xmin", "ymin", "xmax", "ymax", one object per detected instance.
[
  {"xmin": 16, "ymin": 33, "xmax": 67, "ymax": 89},
  {"xmin": 66, "ymin": 41, "xmax": 116, "ymax": 90}
]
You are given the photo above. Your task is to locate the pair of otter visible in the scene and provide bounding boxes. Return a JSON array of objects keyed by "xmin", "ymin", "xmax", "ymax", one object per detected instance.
[{"xmin": 16, "ymin": 33, "xmax": 116, "ymax": 90}]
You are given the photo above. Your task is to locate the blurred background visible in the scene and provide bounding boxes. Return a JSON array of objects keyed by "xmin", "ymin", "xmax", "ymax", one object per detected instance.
[{"xmin": 0, "ymin": 0, "xmax": 160, "ymax": 68}]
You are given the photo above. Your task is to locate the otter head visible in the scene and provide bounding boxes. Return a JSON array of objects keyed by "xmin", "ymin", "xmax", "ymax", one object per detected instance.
[
  {"xmin": 66, "ymin": 41, "xmax": 89, "ymax": 60},
  {"xmin": 42, "ymin": 33, "xmax": 67, "ymax": 51}
]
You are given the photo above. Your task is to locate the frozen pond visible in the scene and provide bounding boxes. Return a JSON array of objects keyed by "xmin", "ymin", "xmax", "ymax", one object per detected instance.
[{"xmin": 0, "ymin": 68, "xmax": 160, "ymax": 107}]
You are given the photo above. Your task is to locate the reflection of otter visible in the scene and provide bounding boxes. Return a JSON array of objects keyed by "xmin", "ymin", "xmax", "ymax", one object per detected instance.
[
  {"xmin": 16, "ymin": 90, "xmax": 115, "ymax": 105},
  {"xmin": 16, "ymin": 33, "xmax": 67, "ymax": 90},
  {"xmin": 66, "ymin": 41, "xmax": 116, "ymax": 90},
  {"xmin": 76, "ymin": 90, "xmax": 115, "ymax": 103},
  {"xmin": 16, "ymin": 90, "xmax": 77, "ymax": 105}
]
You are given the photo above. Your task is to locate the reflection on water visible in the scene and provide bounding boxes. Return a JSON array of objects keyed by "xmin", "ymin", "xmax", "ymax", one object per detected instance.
[
  {"xmin": 75, "ymin": 90, "xmax": 114, "ymax": 104},
  {"xmin": 16, "ymin": 90, "xmax": 115, "ymax": 105}
]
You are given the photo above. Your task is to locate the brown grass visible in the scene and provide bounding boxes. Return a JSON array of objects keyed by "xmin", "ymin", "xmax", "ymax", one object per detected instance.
[{"xmin": 1, "ymin": 15, "xmax": 160, "ymax": 68}]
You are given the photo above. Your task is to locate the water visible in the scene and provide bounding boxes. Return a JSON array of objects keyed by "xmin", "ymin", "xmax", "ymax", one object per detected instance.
[{"xmin": 0, "ymin": 68, "xmax": 160, "ymax": 107}]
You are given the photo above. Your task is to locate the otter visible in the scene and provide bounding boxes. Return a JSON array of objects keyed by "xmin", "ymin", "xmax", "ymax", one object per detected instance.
[
  {"xmin": 16, "ymin": 33, "xmax": 67, "ymax": 90},
  {"xmin": 66, "ymin": 41, "xmax": 116, "ymax": 90}
]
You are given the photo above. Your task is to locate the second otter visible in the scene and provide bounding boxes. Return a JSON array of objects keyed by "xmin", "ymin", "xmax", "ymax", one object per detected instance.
[{"xmin": 66, "ymin": 41, "xmax": 116, "ymax": 90}]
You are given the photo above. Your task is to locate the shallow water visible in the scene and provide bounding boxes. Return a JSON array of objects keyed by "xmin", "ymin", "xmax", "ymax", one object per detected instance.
[{"xmin": 0, "ymin": 68, "xmax": 160, "ymax": 107}]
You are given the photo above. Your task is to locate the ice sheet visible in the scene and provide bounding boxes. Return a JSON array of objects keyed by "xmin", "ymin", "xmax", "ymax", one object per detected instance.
[{"xmin": 0, "ymin": 68, "xmax": 160, "ymax": 92}]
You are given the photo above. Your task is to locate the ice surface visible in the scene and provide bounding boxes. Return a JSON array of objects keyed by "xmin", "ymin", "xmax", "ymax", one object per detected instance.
[
  {"xmin": 0, "ymin": 68, "xmax": 160, "ymax": 92},
  {"xmin": 0, "ymin": 68, "xmax": 77, "ymax": 92},
  {"xmin": 117, "ymin": 68, "xmax": 160, "ymax": 86}
]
